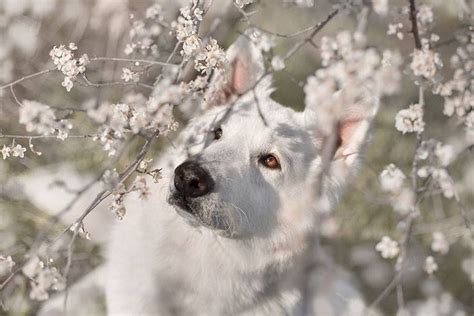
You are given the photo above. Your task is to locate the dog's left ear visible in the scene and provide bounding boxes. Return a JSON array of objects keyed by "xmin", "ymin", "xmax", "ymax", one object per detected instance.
[
  {"xmin": 305, "ymin": 92, "xmax": 379, "ymax": 170},
  {"xmin": 206, "ymin": 33, "xmax": 265, "ymax": 104}
]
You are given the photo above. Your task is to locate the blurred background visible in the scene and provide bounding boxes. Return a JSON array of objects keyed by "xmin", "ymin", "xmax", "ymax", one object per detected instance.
[{"xmin": 0, "ymin": 0, "xmax": 472, "ymax": 315}]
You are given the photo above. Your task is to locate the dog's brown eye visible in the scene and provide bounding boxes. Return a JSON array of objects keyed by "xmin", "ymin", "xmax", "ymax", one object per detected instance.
[
  {"xmin": 213, "ymin": 127, "xmax": 222, "ymax": 140},
  {"xmin": 260, "ymin": 154, "xmax": 280, "ymax": 170}
]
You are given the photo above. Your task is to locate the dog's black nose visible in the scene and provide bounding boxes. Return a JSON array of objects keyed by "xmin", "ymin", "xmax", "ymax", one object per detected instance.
[{"xmin": 174, "ymin": 161, "xmax": 214, "ymax": 198}]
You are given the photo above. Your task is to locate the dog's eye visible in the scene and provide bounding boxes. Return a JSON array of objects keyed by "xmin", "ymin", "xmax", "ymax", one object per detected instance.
[
  {"xmin": 259, "ymin": 154, "xmax": 281, "ymax": 170},
  {"xmin": 213, "ymin": 127, "xmax": 222, "ymax": 140}
]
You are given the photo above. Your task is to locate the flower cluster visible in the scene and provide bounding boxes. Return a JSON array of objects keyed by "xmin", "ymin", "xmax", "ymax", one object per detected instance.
[
  {"xmin": 125, "ymin": 4, "xmax": 164, "ymax": 58},
  {"xmin": 376, "ymin": 236, "xmax": 400, "ymax": 259},
  {"xmin": 305, "ymin": 31, "xmax": 402, "ymax": 134},
  {"xmin": 395, "ymin": 103, "xmax": 425, "ymax": 134},
  {"xmin": 416, "ymin": 139, "xmax": 456, "ymax": 199},
  {"xmin": 19, "ymin": 100, "xmax": 72, "ymax": 139},
  {"xmin": 104, "ymin": 170, "xmax": 152, "ymax": 220},
  {"xmin": 234, "ymin": 0, "xmax": 253, "ymax": 8},
  {"xmin": 0, "ymin": 255, "xmax": 15, "ymax": 275},
  {"xmin": 2, "ymin": 143, "xmax": 26, "ymax": 160},
  {"xmin": 372, "ymin": 0, "xmax": 388, "ymax": 16},
  {"xmin": 424, "ymin": 256, "xmax": 438, "ymax": 275},
  {"xmin": 49, "ymin": 43, "xmax": 89, "ymax": 91},
  {"xmin": 410, "ymin": 47, "xmax": 443, "ymax": 81},
  {"xmin": 194, "ymin": 38, "xmax": 227, "ymax": 75},
  {"xmin": 88, "ymin": 91, "xmax": 179, "ymax": 156},
  {"xmin": 436, "ymin": 38, "xmax": 474, "ymax": 136},
  {"xmin": 121, "ymin": 68, "xmax": 140, "ymax": 83},
  {"xmin": 431, "ymin": 232, "xmax": 449, "ymax": 255},
  {"xmin": 379, "ymin": 164, "xmax": 406, "ymax": 194},
  {"xmin": 22, "ymin": 256, "xmax": 65, "ymax": 301},
  {"xmin": 172, "ymin": 2, "xmax": 226, "ymax": 76}
]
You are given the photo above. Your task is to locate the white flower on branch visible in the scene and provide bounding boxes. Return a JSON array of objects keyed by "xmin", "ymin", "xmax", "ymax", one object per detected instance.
[
  {"xmin": 380, "ymin": 164, "xmax": 406, "ymax": 194},
  {"xmin": 1, "ymin": 145, "xmax": 11, "ymax": 160},
  {"xmin": 431, "ymin": 232, "xmax": 449, "ymax": 255},
  {"xmin": 11, "ymin": 144, "xmax": 26, "ymax": 158},
  {"xmin": 395, "ymin": 103, "xmax": 425, "ymax": 134},
  {"xmin": 376, "ymin": 236, "xmax": 400, "ymax": 259},
  {"xmin": 102, "ymin": 169, "xmax": 120, "ymax": 191},
  {"xmin": 131, "ymin": 175, "xmax": 149, "ymax": 200},
  {"xmin": 410, "ymin": 48, "xmax": 443, "ymax": 81},
  {"xmin": 22, "ymin": 256, "xmax": 65, "ymax": 301},
  {"xmin": 121, "ymin": 67, "xmax": 140, "ymax": 83},
  {"xmin": 145, "ymin": 4, "xmax": 162, "ymax": 19},
  {"xmin": 271, "ymin": 56, "xmax": 285, "ymax": 71},
  {"xmin": 417, "ymin": 165, "xmax": 455, "ymax": 199},
  {"xmin": 434, "ymin": 142, "xmax": 454, "ymax": 167},
  {"xmin": 49, "ymin": 43, "xmax": 89, "ymax": 92},
  {"xmin": 372, "ymin": 0, "xmax": 388, "ymax": 16},
  {"xmin": 424, "ymin": 256, "xmax": 438, "ymax": 275},
  {"xmin": 417, "ymin": 5, "xmax": 434, "ymax": 26},
  {"xmin": 0, "ymin": 255, "xmax": 15, "ymax": 275},
  {"xmin": 194, "ymin": 38, "xmax": 226, "ymax": 75},
  {"xmin": 249, "ymin": 29, "xmax": 275, "ymax": 53},
  {"xmin": 387, "ymin": 23, "xmax": 404, "ymax": 40},
  {"xmin": 235, "ymin": 0, "xmax": 253, "ymax": 8}
]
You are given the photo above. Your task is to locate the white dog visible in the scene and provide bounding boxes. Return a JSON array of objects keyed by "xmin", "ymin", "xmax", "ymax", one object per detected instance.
[{"xmin": 40, "ymin": 35, "xmax": 376, "ymax": 316}]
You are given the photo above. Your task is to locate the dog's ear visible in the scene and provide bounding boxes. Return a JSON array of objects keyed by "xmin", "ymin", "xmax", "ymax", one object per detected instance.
[
  {"xmin": 304, "ymin": 91, "xmax": 379, "ymax": 169},
  {"xmin": 205, "ymin": 34, "xmax": 265, "ymax": 105}
]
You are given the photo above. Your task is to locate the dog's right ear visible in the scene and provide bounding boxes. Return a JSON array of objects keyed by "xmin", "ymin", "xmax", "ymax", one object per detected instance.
[{"xmin": 206, "ymin": 33, "xmax": 265, "ymax": 105}]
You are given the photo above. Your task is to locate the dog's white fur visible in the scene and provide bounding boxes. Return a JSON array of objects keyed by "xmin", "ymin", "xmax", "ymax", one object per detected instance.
[{"xmin": 40, "ymin": 35, "xmax": 376, "ymax": 315}]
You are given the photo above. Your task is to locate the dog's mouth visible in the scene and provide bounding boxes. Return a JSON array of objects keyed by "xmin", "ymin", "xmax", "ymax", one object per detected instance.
[
  {"xmin": 168, "ymin": 192, "xmax": 197, "ymax": 217},
  {"xmin": 167, "ymin": 192, "xmax": 233, "ymax": 234}
]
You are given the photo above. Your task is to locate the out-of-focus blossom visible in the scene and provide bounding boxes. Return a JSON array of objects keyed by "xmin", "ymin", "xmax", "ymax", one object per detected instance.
[
  {"xmin": 0, "ymin": 255, "xmax": 15, "ymax": 275},
  {"xmin": 376, "ymin": 236, "xmax": 400, "ymax": 259},
  {"xmin": 417, "ymin": 5, "xmax": 434, "ymax": 26},
  {"xmin": 380, "ymin": 164, "xmax": 406, "ymax": 194},
  {"xmin": 235, "ymin": 0, "xmax": 253, "ymax": 8},
  {"xmin": 431, "ymin": 232, "xmax": 449, "ymax": 255},
  {"xmin": 372, "ymin": 0, "xmax": 388, "ymax": 16},
  {"xmin": 1, "ymin": 145, "xmax": 11, "ymax": 160},
  {"xmin": 271, "ymin": 56, "xmax": 285, "ymax": 71},
  {"xmin": 424, "ymin": 256, "xmax": 438, "ymax": 274}
]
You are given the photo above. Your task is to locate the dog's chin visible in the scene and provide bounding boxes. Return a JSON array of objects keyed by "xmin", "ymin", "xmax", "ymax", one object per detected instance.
[{"xmin": 167, "ymin": 191, "xmax": 234, "ymax": 237}]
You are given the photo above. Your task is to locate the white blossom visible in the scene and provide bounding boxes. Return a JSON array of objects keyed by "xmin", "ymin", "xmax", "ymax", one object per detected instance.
[
  {"xmin": 235, "ymin": 0, "xmax": 253, "ymax": 8},
  {"xmin": 410, "ymin": 48, "xmax": 443, "ymax": 80},
  {"xmin": 372, "ymin": 0, "xmax": 388, "ymax": 16},
  {"xmin": 102, "ymin": 169, "xmax": 120, "ymax": 191},
  {"xmin": 1, "ymin": 145, "xmax": 11, "ymax": 159},
  {"xmin": 395, "ymin": 103, "xmax": 425, "ymax": 134},
  {"xmin": 424, "ymin": 256, "xmax": 438, "ymax": 274},
  {"xmin": 376, "ymin": 236, "xmax": 400, "ymax": 259},
  {"xmin": 11, "ymin": 144, "xmax": 26, "ymax": 158},
  {"xmin": 380, "ymin": 164, "xmax": 406, "ymax": 193},
  {"xmin": 431, "ymin": 232, "xmax": 449, "ymax": 255},
  {"xmin": 434, "ymin": 143, "xmax": 454, "ymax": 167},
  {"xmin": 271, "ymin": 56, "xmax": 285, "ymax": 71},
  {"xmin": 49, "ymin": 43, "xmax": 89, "ymax": 91},
  {"xmin": 121, "ymin": 68, "xmax": 139, "ymax": 82},
  {"xmin": 417, "ymin": 5, "xmax": 434, "ymax": 26},
  {"xmin": 0, "ymin": 255, "xmax": 15, "ymax": 275}
]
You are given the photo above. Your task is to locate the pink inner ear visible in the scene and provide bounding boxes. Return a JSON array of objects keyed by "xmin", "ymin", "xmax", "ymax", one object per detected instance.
[
  {"xmin": 334, "ymin": 112, "xmax": 366, "ymax": 159},
  {"xmin": 231, "ymin": 58, "xmax": 249, "ymax": 94},
  {"xmin": 339, "ymin": 117, "xmax": 362, "ymax": 148}
]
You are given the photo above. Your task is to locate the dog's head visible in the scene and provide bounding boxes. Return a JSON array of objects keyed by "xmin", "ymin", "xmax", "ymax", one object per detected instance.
[{"xmin": 167, "ymin": 34, "xmax": 377, "ymax": 242}]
